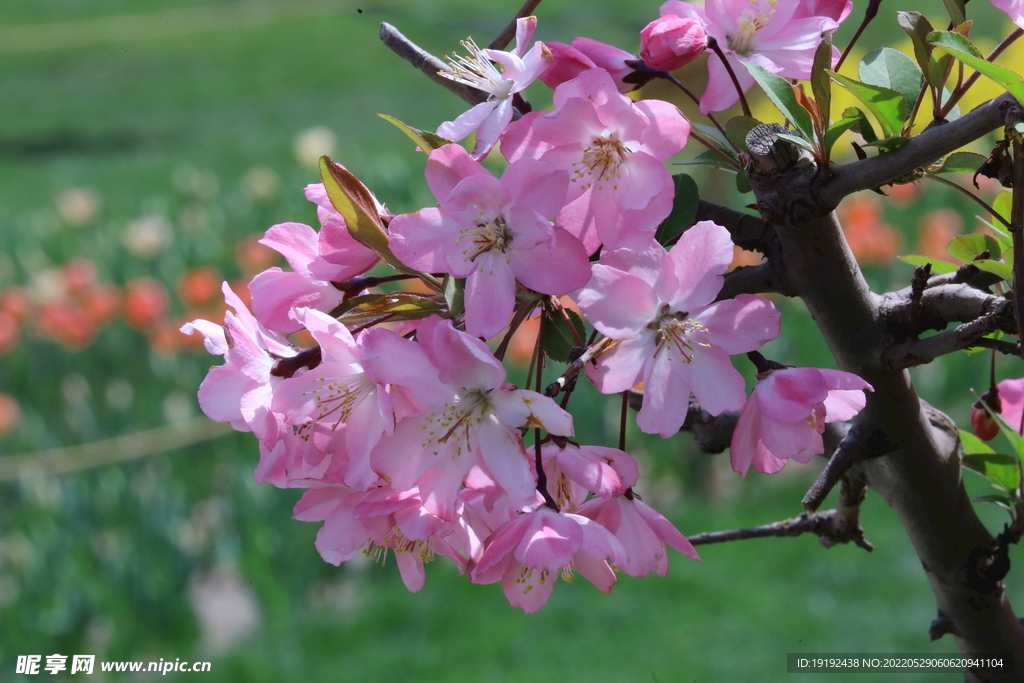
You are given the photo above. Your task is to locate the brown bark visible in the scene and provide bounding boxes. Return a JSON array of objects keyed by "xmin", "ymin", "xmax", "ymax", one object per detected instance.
[{"xmin": 746, "ymin": 121, "xmax": 1024, "ymax": 681}]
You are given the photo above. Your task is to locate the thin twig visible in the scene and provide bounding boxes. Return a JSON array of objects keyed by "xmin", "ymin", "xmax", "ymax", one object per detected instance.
[
  {"xmin": 686, "ymin": 128, "xmax": 742, "ymax": 170},
  {"xmin": 688, "ymin": 507, "xmax": 872, "ymax": 551},
  {"xmin": 705, "ymin": 37, "xmax": 751, "ymax": 117},
  {"xmin": 883, "ymin": 301, "xmax": 1017, "ymax": 369},
  {"xmin": 544, "ymin": 337, "xmax": 616, "ymax": 397},
  {"xmin": 972, "ymin": 337, "xmax": 1023, "ymax": 357},
  {"xmin": 803, "ymin": 423, "xmax": 892, "ymax": 512},
  {"xmin": 835, "ymin": 0, "xmax": 883, "ymax": 72},
  {"xmin": 663, "ymin": 72, "xmax": 735, "ymax": 151},
  {"xmin": 925, "ymin": 174, "xmax": 1012, "ymax": 230},
  {"xmin": 487, "ymin": 0, "xmax": 544, "ymax": 50}
]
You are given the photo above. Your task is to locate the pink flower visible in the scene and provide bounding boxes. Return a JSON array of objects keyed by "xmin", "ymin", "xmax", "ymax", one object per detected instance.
[
  {"xmin": 574, "ymin": 221, "xmax": 780, "ymax": 437},
  {"xmin": 271, "ymin": 308, "xmax": 441, "ymax": 490},
  {"xmin": 660, "ymin": 0, "xmax": 840, "ymax": 113},
  {"xmin": 389, "ymin": 144, "xmax": 591, "ymax": 340},
  {"xmin": 437, "ymin": 16, "xmax": 552, "ymax": 160},
  {"xmin": 371, "ymin": 316, "xmax": 574, "ymax": 520},
  {"xmin": 640, "ymin": 15, "xmax": 707, "ymax": 72},
  {"xmin": 540, "ymin": 38, "xmax": 640, "ymax": 93},
  {"xmin": 541, "ymin": 441, "xmax": 639, "ymax": 511},
  {"xmin": 502, "ymin": 68, "xmax": 690, "ymax": 253},
  {"xmin": 993, "ymin": 0, "xmax": 1024, "ymax": 29},
  {"xmin": 794, "ymin": 0, "xmax": 853, "ymax": 22},
  {"xmin": 469, "ymin": 507, "xmax": 626, "ymax": 613},
  {"xmin": 994, "ymin": 377, "xmax": 1024, "ymax": 434},
  {"xmin": 249, "ymin": 180, "xmax": 380, "ymax": 333},
  {"xmin": 293, "ymin": 484, "xmax": 467, "ymax": 592},
  {"xmin": 181, "ymin": 282, "xmax": 297, "ymax": 442},
  {"xmin": 729, "ymin": 367, "xmax": 873, "ymax": 477},
  {"xmin": 579, "ymin": 494, "xmax": 699, "ymax": 577}
]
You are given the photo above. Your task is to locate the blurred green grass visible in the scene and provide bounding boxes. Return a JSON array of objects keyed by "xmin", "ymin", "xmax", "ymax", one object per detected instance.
[{"xmin": 0, "ymin": 1, "xmax": 1021, "ymax": 681}]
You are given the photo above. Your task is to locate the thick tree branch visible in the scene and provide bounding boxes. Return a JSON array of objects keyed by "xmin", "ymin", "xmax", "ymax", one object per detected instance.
[
  {"xmin": 746, "ymin": 125, "xmax": 1024, "ymax": 675},
  {"xmin": 717, "ymin": 262, "xmax": 796, "ymax": 300},
  {"xmin": 693, "ymin": 199, "xmax": 777, "ymax": 253},
  {"xmin": 820, "ymin": 93, "xmax": 1018, "ymax": 208}
]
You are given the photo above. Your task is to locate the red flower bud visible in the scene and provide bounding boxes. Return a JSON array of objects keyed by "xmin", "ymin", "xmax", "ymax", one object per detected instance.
[{"xmin": 971, "ymin": 401, "xmax": 1000, "ymax": 442}]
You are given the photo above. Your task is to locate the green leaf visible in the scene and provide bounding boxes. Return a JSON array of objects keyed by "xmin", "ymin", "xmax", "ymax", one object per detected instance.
[
  {"xmin": 656, "ymin": 174, "xmax": 700, "ymax": 245},
  {"xmin": 744, "ymin": 63, "xmax": 815, "ymax": 141},
  {"xmin": 932, "ymin": 151, "xmax": 986, "ymax": 174},
  {"xmin": 691, "ymin": 123, "xmax": 738, "ymax": 159},
  {"xmin": 775, "ymin": 132, "xmax": 816, "ymax": 153},
  {"xmin": 898, "ymin": 255, "xmax": 958, "ymax": 273},
  {"xmin": 725, "ymin": 116, "xmax": 761, "ymax": 155},
  {"xmin": 947, "ymin": 233, "xmax": 1002, "ymax": 263},
  {"xmin": 542, "ymin": 309, "xmax": 588, "ymax": 364},
  {"xmin": 928, "ymin": 31, "xmax": 1024, "ymax": 103},
  {"xmin": 442, "ymin": 276, "xmax": 464, "ymax": 318},
  {"xmin": 319, "ymin": 156, "xmax": 434, "ymax": 283},
  {"xmin": 860, "ymin": 48, "xmax": 925, "ymax": 113},
  {"xmin": 376, "ymin": 113, "xmax": 450, "ymax": 154},
  {"xmin": 860, "ymin": 136, "xmax": 911, "ymax": 152},
  {"xmin": 976, "ymin": 391, "xmax": 1024, "ymax": 461},
  {"xmin": 942, "ymin": 0, "xmax": 966, "ymax": 26},
  {"xmin": 972, "ymin": 260, "xmax": 1013, "ymax": 281},
  {"xmin": 673, "ymin": 150, "xmax": 737, "ymax": 171},
  {"xmin": 332, "ymin": 293, "xmax": 447, "ymax": 328},
  {"xmin": 735, "ymin": 169, "xmax": 752, "ymax": 194},
  {"xmin": 972, "ymin": 493, "xmax": 1017, "ymax": 510},
  {"xmin": 963, "ymin": 453, "xmax": 1021, "ymax": 492},
  {"xmin": 812, "ymin": 31, "xmax": 833, "ymax": 123},
  {"xmin": 960, "ymin": 429, "xmax": 995, "ymax": 455},
  {"xmin": 828, "ymin": 72, "xmax": 907, "ymax": 138},
  {"xmin": 898, "ymin": 12, "xmax": 939, "ymax": 86},
  {"xmin": 825, "ymin": 108, "xmax": 870, "ymax": 152},
  {"xmin": 994, "ymin": 191, "xmax": 1013, "ymax": 225}
]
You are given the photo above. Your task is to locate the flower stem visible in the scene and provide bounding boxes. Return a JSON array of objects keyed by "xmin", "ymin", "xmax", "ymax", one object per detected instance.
[
  {"xmin": 705, "ymin": 37, "xmax": 751, "ymax": 118},
  {"xmin": 924, "ymin": 174, "xmax": 1012, "ymax": 230},
  {"xmin": 835, "ymin": 0, "xmax": 883, "ymax": 72}
]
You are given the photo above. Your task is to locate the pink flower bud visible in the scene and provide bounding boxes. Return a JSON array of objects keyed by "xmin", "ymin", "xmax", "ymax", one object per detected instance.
[
  {"xmin": 540, "ymin": 39, "xmax": 641, "ymax": 94},
  {"xmin": 640, "ymin": 15, "xmax": 706, "ymax": 72}
]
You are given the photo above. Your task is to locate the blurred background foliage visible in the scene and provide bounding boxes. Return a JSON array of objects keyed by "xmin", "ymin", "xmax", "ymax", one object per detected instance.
[{"xmin": 1, "ymin": 0, "xmax": 1023, "ymax": 681}]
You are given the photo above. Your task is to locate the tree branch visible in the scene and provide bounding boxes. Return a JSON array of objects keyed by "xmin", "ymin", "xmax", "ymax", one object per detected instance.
[
  {"xmin": 694, "ymin": 199, "xmax": 776, "ymax": 254},
  {"xmin": 717, "ymin": 262, "xmax": 796, "ymax": 300},
  {"xmin": 379, "ymin": 22, "xmax": 488, "ymax": 106},
  {"xmin": 883, "ymin": 300, "xmax": 1016, "ymax": 369},
  {"xmin": 802, "ymin": 422, "xmax": 895, "ymax": 512},
  {"xmin": 487, "ymin": 0, "xmax": 544, "ymax": 50},
  {"xmin": 820, "ymin": 92, "xmax": 1018, "ymax": 208},
  {"xmin": 745, "ymin": 123, "xmax": 1024, "ymax": 674},
  {"xmin": 688, "ymin": 499, "xmax": 873, "ymax": 551},
  {"xmin": 626, "ymin": 393, "xmax": 849, "ymax": 456},
  {"xmin": 879, "ymin": 283, "xmax": 1007, "ymax": 335}
]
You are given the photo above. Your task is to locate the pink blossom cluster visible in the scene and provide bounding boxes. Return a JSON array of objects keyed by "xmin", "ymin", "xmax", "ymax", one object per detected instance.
[{"xmin": 183, "ymin": 10, "xmax": 873, "ymax": 612}]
